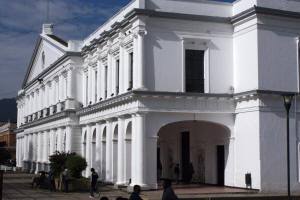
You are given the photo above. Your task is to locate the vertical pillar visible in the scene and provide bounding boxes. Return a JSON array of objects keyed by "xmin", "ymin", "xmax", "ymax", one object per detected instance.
[
  {"xmin": 43, "ymin": 131, "xmax": 48, "ymax": 162},
  {"xmin": 67, "ymin": 68, "xmax": 74, "ymax": 99},
  {"xmin": 106, "ymin": 120, "xmax": 113, "ymax": 182},
  {"xmin": 95, "ymin": 122, "xmax": 102, "ymax": 176},
  {"xmin": 117, "ymin": 117, "xmax": 125, "ymax": 185},
  {"xmin": 57, "ymin": 128, "xmax": 63, "ymax": 152},
  {"xmin": 59, "ymin": 75, "xmax": 63, "ymax": 102},
  {"xmin": 130, "ymin": 113, "xmax": 146, "ymax": 187},
  {"xmin": 86, "ymin": 124, "xmax": 92, "ymax": 177},
  {"xmin": 65, "ymin": 126, "xmax": 72, "ymax": 152}
]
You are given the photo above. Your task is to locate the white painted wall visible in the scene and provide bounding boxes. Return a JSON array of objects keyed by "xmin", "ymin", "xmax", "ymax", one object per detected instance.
[
  {"xmin": 257, "ymin": 19, "xmax": 300, "ymax": 93},
  {"xmin": 233, "ymin": 19, "xmax": 259, "ymax": 93},
  {"xmin": 145, "ymin": 18, "xmax": 233, "ymax": 93},
  {"xmin": 234, "ymin": 100, "xmax": 261, "ymax": 190}
]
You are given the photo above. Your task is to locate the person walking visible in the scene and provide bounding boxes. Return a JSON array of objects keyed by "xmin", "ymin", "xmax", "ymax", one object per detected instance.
[
  {"xmin": 48, "ymin": 168, "xmax": 56, "ymax": 192},
  {"xmin": 62, "ymin": 168, "xmax": 69, "ymax": 193},
  {"xmin": 89, "ymin": 168, "xmax": 99, "ymax": 198},
  {"xmin": 174, "ymin": 164, "xmax": 180, "ymax": 184},
  {"xmin": 162, "ymin": 179, "xmax": 179, "ymax": 200},
  {"xmin": 129, "ymin": 185, "xmax": 142, "ymax": 200}
]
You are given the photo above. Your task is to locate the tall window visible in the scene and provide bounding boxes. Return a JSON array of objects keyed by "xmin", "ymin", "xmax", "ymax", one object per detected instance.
[
  {"xmin": 105, "ymin": 66, "xmax": 108, "ymax": 99},
  {"xmin": 95, "ymin": 70, "xmax": 98, "ymax": 102},
  {"xmin": 128, "ymin": 52, "xmax": 133, "ymax": 90},
  {"xmin": 185, "ymin": 50, "xmax": 205, "ymax": 93},
  {"xmin": 86, "ymin": 75, "xmax": 89, "ymax": 105},
  {"xmin": 116, "ymin": 59, "xmax": 120, "ymax": 95}
]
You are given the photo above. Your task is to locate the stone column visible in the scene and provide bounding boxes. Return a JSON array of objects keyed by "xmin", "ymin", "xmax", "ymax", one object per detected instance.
[
  {"xmin": 130, "ymin": 113, "xmax": 146, "ymax": 188},
  {"xmin": 65, "ymin": 126, "xmax": 72, "ymax": 152},
  {"xmin": 57, "ymin": 127, "xmax": 63, "ymax": 152},
  {"xmin": 86, "ymin": 124, "xmax": 92, "ymax": 177},
  {"xmin": 67, "ymin": 67, "xmax": 74, "ymax": 99},
  {"xmin": 95, "ymin": 123, "xmax": 102, "ymax": 176},
  {"xmin": 107, "ymin": 52, "xmax": 112, "ymax": 98},
  {"xmin": 106, "ymin": 120, "xmax": 113, "ymax": 182},
  {"xmin": 49, "ymin": 129, "xmax": 55, "ymax": 155},
  {"xmin": 117, "ymin": 117, "xmax": 125, "ymax": 185}
]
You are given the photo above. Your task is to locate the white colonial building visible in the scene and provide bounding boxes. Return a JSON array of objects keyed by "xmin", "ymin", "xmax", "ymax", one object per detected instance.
[{"xmin": 16, "ymin": 0, "xmax": 300, "ymax": 193}]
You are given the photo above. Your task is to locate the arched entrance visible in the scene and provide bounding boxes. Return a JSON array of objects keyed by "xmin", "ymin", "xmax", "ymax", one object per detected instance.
[
  {"xmin": 112, "ymin": 125, "xmax": 118, "ymax": 182},
  {"xmin": 125, "ymin": 121, "xmax": 132, "ymax": 184},
  {"xmin": 101, "ymin": 127, "xmax": 106, "ymax": 180},
  {"xmin": 157, "ymin": 120, "xmax": 230, "ymax": 186},
  {"xmin": 91, "ymin": 129, "xmax": 96, "ymax": 168}
]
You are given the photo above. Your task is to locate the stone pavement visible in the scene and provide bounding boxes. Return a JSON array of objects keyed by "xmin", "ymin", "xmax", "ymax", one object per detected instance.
[{"xmin": 3, "ymin": 172, "xmax": 300, "ymax": 200}]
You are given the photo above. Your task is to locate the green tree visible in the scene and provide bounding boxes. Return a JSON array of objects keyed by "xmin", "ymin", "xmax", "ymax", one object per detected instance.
[
  {"xmin": 49, "ymin": 151, "xmax": 75, "ymax": 176},
  {"xmin": 65, "ymin": 155, "xmax": 87, "ymax": 178}
]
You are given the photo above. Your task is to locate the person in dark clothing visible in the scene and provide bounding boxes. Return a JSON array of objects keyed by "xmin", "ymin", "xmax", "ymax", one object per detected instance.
[
  {"xmin": 162, "ymin": 179, "xmax": 178, "ymax": 200},
  {"xmin": 174, "ymin": 164, "xmax": 180, "ymax": 184},
  {"xmin": 61, "ymin": 168, "xmax": 69, "ymax": 193},
  {"xmin": 129, "ymin": 185, "xmax": 142, "ymax": 200},
  {"xmin": 187, "ymin": 162, "xmax": 194, "ymax": 183},
  {"xmin": 48, "ymin": 168, "xmax": 56, "ymax": 192},
  {"xmin": 89, "ymin": 168, "xmax": 99, "ymax": 198},
  {"xmin": 100, "ymin": 197, "xmax": 109, "ymax": 200}
]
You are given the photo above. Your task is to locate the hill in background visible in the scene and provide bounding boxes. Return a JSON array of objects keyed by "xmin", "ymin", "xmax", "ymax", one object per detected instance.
[{"xmin": 0, "ymin": 98, "xmax": 17, "ymax": 122}]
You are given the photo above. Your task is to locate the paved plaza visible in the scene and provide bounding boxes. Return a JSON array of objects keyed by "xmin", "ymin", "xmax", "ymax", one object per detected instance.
[{"xmin": 3, "ymin": 172, "xmax": 300, "ymax": 200}]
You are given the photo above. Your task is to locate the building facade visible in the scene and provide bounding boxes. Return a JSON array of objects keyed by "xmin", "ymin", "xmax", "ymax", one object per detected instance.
[
  {"xmin": 16, "ymin": 0, "xmax": 300, "ymax": 193},
  {"xmin": 0, "ymin": 121, "xmax": 17, "ymax": 160}
]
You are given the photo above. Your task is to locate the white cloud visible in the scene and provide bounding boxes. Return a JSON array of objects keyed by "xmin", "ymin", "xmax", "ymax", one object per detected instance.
[{"xmin": 0, "ymin": 0, "xmax": 124, "ymax": 99}]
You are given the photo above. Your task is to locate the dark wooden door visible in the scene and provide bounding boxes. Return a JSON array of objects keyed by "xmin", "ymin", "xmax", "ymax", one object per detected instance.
[
  {"xmin": 217, "ymin": 145, "xmax": 225, "ymax": 186},
  {"xmin": 181, "ymin": 132, "xmax": 190, "ymax": 182}
]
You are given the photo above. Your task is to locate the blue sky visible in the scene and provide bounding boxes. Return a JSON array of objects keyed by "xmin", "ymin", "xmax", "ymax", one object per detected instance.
[{"xmin": 0, "ymin": 0, "xmax": 235, "ymax": 99}]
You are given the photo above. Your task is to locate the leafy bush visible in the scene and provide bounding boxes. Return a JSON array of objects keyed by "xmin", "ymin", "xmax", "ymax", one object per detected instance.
[
  {"xmin": 49, "ymin": 151, "xmax": 75, "ymax": 176},
  {"xmin": 66, "ymin": 155, "xmax": 87, "ymax": 178}
]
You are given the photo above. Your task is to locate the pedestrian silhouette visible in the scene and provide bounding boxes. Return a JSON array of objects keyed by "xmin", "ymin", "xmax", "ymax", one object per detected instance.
[
  {"xmin": 129, "ymin": 185, "xmax": 142, "ymax": 200},
  {"xmin": 162, "ymin": 179, "xmax": 179, "ymax": 200}
]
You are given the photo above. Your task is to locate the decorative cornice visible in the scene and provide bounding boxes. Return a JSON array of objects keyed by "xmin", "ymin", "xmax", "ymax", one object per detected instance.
[
  {"xmin": 20, "ymin": 110, "xmax": 76, "ymax": 129},
  {"xmin": 231, "ymin": 6, "xmax": 300, "ymax": 24}
]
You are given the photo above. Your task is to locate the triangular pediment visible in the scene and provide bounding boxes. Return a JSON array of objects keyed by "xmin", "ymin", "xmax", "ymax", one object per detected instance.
[{"xmin": 23, "ymin": 35, "xmax": 66, "ymax": 87}]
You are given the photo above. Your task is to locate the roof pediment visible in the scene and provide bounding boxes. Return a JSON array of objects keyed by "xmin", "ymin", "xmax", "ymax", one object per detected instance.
[{"xmin": 22, "ymin": 34, "xmax": 68, "ymax": 88}]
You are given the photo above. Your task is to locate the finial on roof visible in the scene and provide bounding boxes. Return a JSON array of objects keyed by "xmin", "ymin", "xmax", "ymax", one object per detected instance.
[{"xmin": 42, "ymin": 24, "xmax": 53, "ymax": 35}]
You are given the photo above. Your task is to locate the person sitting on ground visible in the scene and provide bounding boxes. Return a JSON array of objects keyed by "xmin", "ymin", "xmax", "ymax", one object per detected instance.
[
  {"xmin": 129, "ymin": 185, "xmax": 142, "ymax": 200},
  {"xmin": 162, "ymin": 179, "xmax": 179, "ymax": 200}
]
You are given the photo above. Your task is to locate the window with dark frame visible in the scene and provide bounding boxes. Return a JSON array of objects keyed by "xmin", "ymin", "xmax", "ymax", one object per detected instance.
[
  {"xmin": 95, "ymin": 70, "xmax": 98, "ymax": 102},
  {"xmin": 128, "ymin": 52, "xmax": 133, "ymax": 90},
  {"xmin": 105, "ymin": 66, "xmax": 108, "ymax": 99},
  {"xmin": 116, "ymin": 59, "xmax": 120, "ymax": 95},
  {"xmin": 185, "ymin": 49, "xmax": 205, "ymax": 93},
  {"xmin": 86, "ymin": 75, "xmax": 88, "ymax": 105}
]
